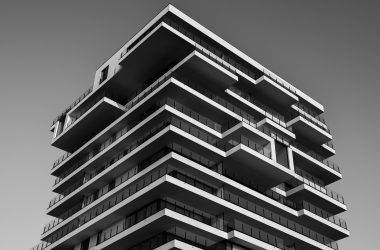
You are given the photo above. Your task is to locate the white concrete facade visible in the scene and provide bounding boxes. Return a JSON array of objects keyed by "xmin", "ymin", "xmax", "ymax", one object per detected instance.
[{"xmin": 32, "ymin": 4, "xmax": 348, "ymax": 250}]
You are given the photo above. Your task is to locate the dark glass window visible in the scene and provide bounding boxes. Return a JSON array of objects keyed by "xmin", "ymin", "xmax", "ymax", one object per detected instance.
[{"xmin": 99, "ymin": 65, "xmax": 109, "ymax": 84}]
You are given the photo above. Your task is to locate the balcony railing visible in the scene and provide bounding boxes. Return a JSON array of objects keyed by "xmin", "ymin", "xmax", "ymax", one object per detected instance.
[
  {"xmin": 40, "ymin": 166, "xmax": 174, "ymax": 249},
  {"xmin": 51, "ymin": 70, "xmax": 176, "ymax": 170},
  {"xmin": 51, "ymin": 87, "xmax": 93, "ymax": 127},
  {"xmin": 51, "ymin": 70, "xmax": 259, "ymax": 171},
  {"xmin": 43, "ymin": 148, "xmax": 172, "ymax": 235},
  {"xmin": 43, "ymin": 142, "xmax": 347, "ymax": 245},
  {"xmin": 224, "ymin": 135, "xmax": 272, "ymax": 159},
  {"xmin": 97, "ymin": 196, "xmax": 293, "ymax": 250},
  {"xmin": 128, "ymin": 231, "xmax": 208, "ymax": 250},
  {"xmin": 228, "ymin": 86, "xmax": 286, "ymax": 125},
  {"xmin": 172, "ymin": 170, "xmax": 338, "ymax": 249},
  {"xmin": 64, "ymin": 91, "xmax": 119, "ymax": 131},
  {"xmin": 170, "ymin": 143, "xmax": 347, "ymax": 230},
  {"xmin": 162, "ymin": 17, "xmax": 298, "ymax": 97},
  {"xmin": 299, "ymin": 200, "xmax": 347, "ymax": 230},
  {"xmin": 295, "ymin": 102, "xmax": 326, "ymax": 122},
  {"xmin": 290, "ymin": 105, "xmax": 330, "ymax": 134},
  {"xmin": 51, "ymin": 71, "xmax": 263, "ymax": 181},
  {"xmin": 293, "ymin": 168, "xmax": 345, "ymax": 205},
  {"xmin": 97, "ymin": 199, "xmax": 222, "ymax": 245},
  {"xmin": 52, "ymin": 109, "xmax": 156, "ymax": 186},
  {"xmin": 291, "ymin": 141, "xmax": 341, "ymax": 173}
]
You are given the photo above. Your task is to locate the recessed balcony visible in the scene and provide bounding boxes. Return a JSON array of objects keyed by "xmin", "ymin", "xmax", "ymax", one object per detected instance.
[{"xmin": 51, "ymin": 97, "xmax": 125, "ymax": 152}]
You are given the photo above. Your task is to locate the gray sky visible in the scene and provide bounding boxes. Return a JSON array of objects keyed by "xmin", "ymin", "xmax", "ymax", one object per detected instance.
[{"xmin": 0, "ymin": 0, "xmax": 378, "ymax": 249}]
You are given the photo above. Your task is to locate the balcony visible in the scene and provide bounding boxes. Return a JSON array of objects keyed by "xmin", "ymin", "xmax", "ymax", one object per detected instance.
[
  {"xmin": 281, "ymin": 171, "xmax": 346, "ymax": 215},
  {"xmin": 52, "ymin": 96, "xmax": 125, "ymax": 152},
  {"xmin": 291, "ymin": 143, "xmax": 341, "ymax": 185},
  {"xmin": 225, "ymin": 86, "xmax": 296, "ymax": 141},
  {"xmin": 287, "ymin": 115, "xmax": 332, "ymax": 146},
  {"xmin": 42, "ymin": 145, "xmax": 345, "ymax": 249},
  {"xmin": 102, "ymin": 22, "xmax": 194, "ymax": 101},
  {"xmin": 170, "ymin": 171, "xmax": 340, "ymax": 249},
  {"xmin": 51, "ymin": 87, "xmax": 92, "ymax": 127},
  {"xmin": 254, "ymin": 75, "xmax": 299, "ymax": 112},
  {"xmin": 168, "ymin": 145, "xmax": 348, "ymax": 237}
]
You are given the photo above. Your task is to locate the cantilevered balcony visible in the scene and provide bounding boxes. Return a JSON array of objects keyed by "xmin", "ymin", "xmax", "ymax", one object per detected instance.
[
  {"xmin": 42, "ymin": 169, "xmax": 338, "ymax": 250},
  {"xmin": 51, "ymin": 87, "xmax": 93, "ymax": 128},
  {"xmin": 52, "ymin": 96, "xmax": 125, "ymax": 152},
  {"xmin": 102, "ymin": 22, "xmax": 194, "ymax": 100},
  {"xmin": 287, "ymin": 116, "xmax": 332, "ymax": 146},
  {"xmin": 166, "ymin": 147, "xmax": 348, "ymax": 239},
  {"xmin": 225, "ymin": 86, "xmax": 295, "ymax": 141},
  {"xmin": 290, "ymin": 143, "xmax": 341, "ymax": 185},
  {"xmin": 315, "ymin": 141, "xmax": 336, "ymax": 159},
  {"xmin": 42, "ymin": 148, "xmax": 347, "ymax": 248}
]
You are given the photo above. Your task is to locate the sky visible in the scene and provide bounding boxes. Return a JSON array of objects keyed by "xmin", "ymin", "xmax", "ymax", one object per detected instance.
[{"xmin": 0, "ymin": 0, "xmax": 379, "ymax": 249}]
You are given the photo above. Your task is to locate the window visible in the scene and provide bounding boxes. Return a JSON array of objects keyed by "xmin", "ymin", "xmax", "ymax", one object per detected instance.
[
  {"xmin": 99, "ymin": 65, "xmax": 109, "ymax": 84},
  {"xmin": 80, "ymin": 237, "xmax": 90, "ymax": 250}
]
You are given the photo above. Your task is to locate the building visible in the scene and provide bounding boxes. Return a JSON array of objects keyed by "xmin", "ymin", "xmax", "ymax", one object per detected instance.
[{"xmin": 31, "ymin": 4, "xmax": 349, "ymax": 250}]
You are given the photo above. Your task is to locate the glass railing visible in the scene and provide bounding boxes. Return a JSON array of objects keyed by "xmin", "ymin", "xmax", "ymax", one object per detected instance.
[
  {"xmin": 52, "ymin": 71, "xmax": 273, "ymax": 185},
  {"xmin": 228, "ymin": 86, "xmax": 286, "ymax": 125},
  {"xmin": 292, "ymin": 169, "xmax": 345, "ymax": 205},
  {"xmin": 162, "ymin": 17, "xmax": 299, "ymax": 98},
  {"xmin": 128, "ymin": 231, "xmax": 208, "ymax": 250},
  {"xmin": 96, "ymin": 195, "xmax": 293, "ymax": 250},
  {"xmin": 290, "ymin": 105, "xmax": 330, "ymax": 134},
  {"xmin": 52, "ymin": 70, "xmax": 259, "ymax": 171},
  {"xmin": 161, "ymin": 97, "xmax": 223, "ymax": 132},
  {"xmin": 224, "ymin": 135, "xmax": 272, "ymax": 159},
  {"xmin": 40, "ymin": 166, "xmax": 175, "ymax": 249},
  {"xmin": 295, "ymin": 102, "xmax": 326, "ymax": 123},
  {"xmin": 52, "ymin": 70, "xmax": 175, "ymax": 170},
  {"xmin": 51, "ymin": 87, "xmax": 93, "ymax": 127},
  {"xmin": 43, "ymin": 148, "xmax": 173, "ymax": 235},
  {"xmin": 49, "ymin": 113, "xmax": 230, "ymax": 209},
  {"xmin": 172, "ymin": 170, "xmax": 338, "ymax": 249},
  {"xmin": 52, "ymin": 100, "xmax": 166, "ymax": 185},
  {"xmin": 299, "ymin": 201, "xmax": 348, "ymax": 230},
  {"xmin": 326, "ymin": 140, "xmax": 335, "ymax": 150},
  {"xmin": 96, "ymin": 199, "xmax": 224, "ymax": 245},
  {"xmin": 169, "ymin": 144, "xmax": 347, "ymax": 230},
  {"xmin": 64, "ymin": 92, "xmax": 120, "ymax": 131},
  {"xmin": 291, "ymin": 141, "xmax": 341, "ymax": 173},
  {"xmin": 49, "ymin": 116, "xmax": 177, "ymax": 207},
  {"xmin": 295, "ymin": 167, "xmax": 325, "ymax": 187},
  {"xmin": 42, "ymin": 144, "xmax": 345, "ymax": 248}
]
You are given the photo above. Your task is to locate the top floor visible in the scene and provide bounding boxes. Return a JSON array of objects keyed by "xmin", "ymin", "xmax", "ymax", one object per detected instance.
[{"xmin": 51, "ymin": 4, "xmax": 325, "ymax": 130}]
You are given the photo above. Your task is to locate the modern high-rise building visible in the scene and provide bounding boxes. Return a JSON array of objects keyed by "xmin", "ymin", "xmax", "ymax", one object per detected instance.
[{"xmin": 31, "ymin": 5, "xmax": 349, "ymax": 250}]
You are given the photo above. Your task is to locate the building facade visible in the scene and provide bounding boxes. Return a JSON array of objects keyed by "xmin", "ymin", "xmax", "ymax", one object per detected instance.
[{"xmin": 31, "ymin": 5, "xmax": 349, "ymax": 250}]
